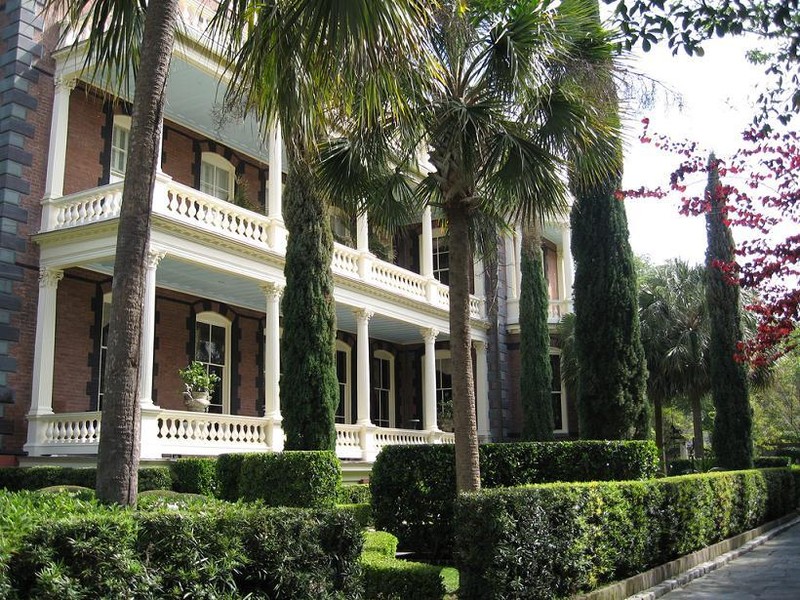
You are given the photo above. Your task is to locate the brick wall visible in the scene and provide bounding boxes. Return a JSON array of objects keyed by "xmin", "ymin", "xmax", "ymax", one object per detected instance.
[{"xmin": 63, "ymin": 88, "xmax": 106, "ymax": 194}]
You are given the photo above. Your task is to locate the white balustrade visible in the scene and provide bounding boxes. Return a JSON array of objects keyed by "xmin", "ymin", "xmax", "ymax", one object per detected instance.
[
  {"xmin": 335, "ymin": 425, "xmax": 363, "ymax": 460},
  {"xmin": 370, "ymin": 260, "xmax": 427, "ymax": 301},
  {"xmin": 155, "ymin": 410, "xmax": 272, "ymax": 455},
  {"xmin": 331, "ymin": 245, "xmax": 360, "ymax": 277},
  {"xmin": 49, "ymin": 183, "xmax": 123, "ymax": 229}
]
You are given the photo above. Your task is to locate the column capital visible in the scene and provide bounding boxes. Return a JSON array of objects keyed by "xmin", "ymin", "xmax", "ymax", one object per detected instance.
[
  {"xmin": 260, "ymin": 281, "xmax": 285, "ymax": 300},
  {"xmin": 145, "ymin": 248, "xmax": 167, "ymax": 269},
  {"xmin": 420, "ymin": 327, "xmax": 439, "ymax": 344},
  {"xmin": 38, "ymin": 267, "xmax": 63, "ymax": 288},
  {"xmin": 473, "ymin": 339, "xmax": 486, "ymax": 351},
  {"xmin": 54, "ymin": 75, "xmax": 78, "ymax": 92},
  {"xmin": 353, "ymin": 306, "xmax": 374, "ymax": 323}
]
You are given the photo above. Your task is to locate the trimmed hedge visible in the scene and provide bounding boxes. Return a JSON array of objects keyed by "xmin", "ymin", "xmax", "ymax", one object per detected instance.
[
  {"xmin": 339, "ymin": 503, "xmax": 374, "ymax": 529},
  {"xmin": 170, "ymin": 457, "xmax": 218, "ymax": 496},
  {"xmin": 372, "ymin": 441, "xmax": 659, "ymax": 556},
  {"xmin": 455, "ymin": 468, "xmax": 796, "ymax": 599},
  {"xmin": 2, "ymin": 491, "xmax": 364, "ymax": 599},
  {"xmin": 0, "ymin": 466, "xmax": 171, "ymax": 493},
  {"xmin": 669, "ymin": 456, "xmax": 792, "ymax": 476},
  {"xmin": 238, "ymin": 451, "xmax": 341, "ymax": 508},
  {"xmin": 337, "ymin": 483, "xmax": 371, "ymax": 505},
  {"xmin": 361, "ymin": 531, "xmax": 445, "ymax": 600},
  {"xmin": 216, "ymin": 453, "xmax": 246, "ymax": 501}
]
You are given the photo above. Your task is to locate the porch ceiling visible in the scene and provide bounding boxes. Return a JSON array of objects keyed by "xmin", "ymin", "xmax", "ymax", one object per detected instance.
[{"xmin": 83, "ymin": 257, "xmax": 446, "ymax": 348}]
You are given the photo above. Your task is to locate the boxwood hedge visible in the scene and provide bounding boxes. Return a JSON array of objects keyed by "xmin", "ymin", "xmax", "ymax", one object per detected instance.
[
  {"xmin": 372, "ymin": 441, "xmax": 659, "ymax": 556},
  {"xmin": 361, "ymin": 531, "xmax": 445, "ymax": 600},
  {"xmin": 455, "ymin": 468, "xmax": 796, "ymax": 599},
  {"xmin": 0, "ymin": 466, "xmax": 171, "ymax": 493}
]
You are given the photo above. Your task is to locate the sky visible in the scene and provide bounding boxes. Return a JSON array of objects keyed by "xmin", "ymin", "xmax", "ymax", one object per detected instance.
[{"xmin": 620, "ymin": 35, "xmax": 771, "ymax": 267}]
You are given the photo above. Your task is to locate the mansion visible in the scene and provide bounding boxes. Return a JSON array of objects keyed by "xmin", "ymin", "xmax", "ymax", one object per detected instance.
[{"xmin": 0, "ymin": 1, "xmax": 577, "ymax": 469}]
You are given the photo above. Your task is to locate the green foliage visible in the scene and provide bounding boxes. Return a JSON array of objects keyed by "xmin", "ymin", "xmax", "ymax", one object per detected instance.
[
  {"xmin": 519, "ymin": 238, "xmax": 554, "ymax": 441},
  {"xmin": 170, "ymin": 458, "xmax": 219, "ymax": 497},
  {"xmin": 571, "ymin": 175, "xmax": 649, "ymax": 440},
  {"xmin": 705, "ymin": 157, "xmax": 753, "ymax": 469},
  {"xmin": 455, "ymin": 469, "xmax": 796, "ymax": 599},
  {"xmin": 372, "ymin": 441, "xmax": 659, "ymax": 556},
  {"xmin": 0, "ymin": 466, "xmax": 171, "ymax": 493},
  {"xmin": 237, "ymin": 451, "xmax": 341, "ymax": 508},
  {"xmin": 178, "ymin": 360, "xmax": 220, "ymax": 393},
  {"xmin": 669, "ymin": 456, "xmax": 792, "ymax": 475},
  {"xmin": 2, "ymin": 491, "xmax": 364, "ymax": 599},
  {"xmin": 361, "ymin": 531, "xmax": 444, "ymax": 600},
  {"xmin": 338, "ymin": 503, "xmax": 374, "ymax": 529},
  {"xmin": 215, "ymin": 453, "xmax": 246, "ymax": 502},
  {"xmin": 280, "ymin": 162, "xmax": 339, "ymax": 451},
  {"xmin": 751, "ymin": 350, "xmax": 800, "ymax": 451},
  {"xmin": 337, "ymin": 483, "xmax": 371, "ymax": 505}
]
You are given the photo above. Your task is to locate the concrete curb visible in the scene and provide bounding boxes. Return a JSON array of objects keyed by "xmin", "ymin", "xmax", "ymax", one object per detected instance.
[{"xmin": 572, "ymin": 512, "xmax": 800, "ymax": 600}]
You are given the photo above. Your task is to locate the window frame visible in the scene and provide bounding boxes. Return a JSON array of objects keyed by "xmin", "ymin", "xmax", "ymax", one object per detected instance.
[
  {"xmin": 335, "ymin": 340, "xmax": 352, "ymax": 424},
  {"xmin": 200, "ymin": 152, "xmax": 235, "ymax": 202},
  {"xmin": 372, "ymin": 349, "xmax": 396, "ymax": 428},
  {"xmin": 194, "ymin": 311, "xmax": 232, "ymax": 414},
  {"xmin": 110, "ymin": 115, "xmax": 131, "ymax": 182}
]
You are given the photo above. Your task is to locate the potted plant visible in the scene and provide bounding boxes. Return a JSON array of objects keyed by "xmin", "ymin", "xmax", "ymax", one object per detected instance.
[{"xmin": 179, "ymin": 361, "xmax": 220, "ymax": 412}]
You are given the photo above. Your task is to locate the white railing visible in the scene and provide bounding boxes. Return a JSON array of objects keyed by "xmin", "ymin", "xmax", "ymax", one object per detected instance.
[
  {"xmin": 25, "ymin": 410, "xmax": 454, "ymax": 460},
  {"xmin": 40, "ymin": 177, "xmax": 486, "ymax": 320}
]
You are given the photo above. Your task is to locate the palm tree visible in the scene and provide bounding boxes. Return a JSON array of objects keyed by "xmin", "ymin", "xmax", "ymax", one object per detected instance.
[
  {"xmin": 321, "ymin": 1, "xmax": 619, "ymax": 491},
  {"xmin": 639, "ymin": 260, "xmax": 710, "ymax": 464},
  {"xmin": 53, "ymin": 0, "xmax": 181, "ymax": 505}
]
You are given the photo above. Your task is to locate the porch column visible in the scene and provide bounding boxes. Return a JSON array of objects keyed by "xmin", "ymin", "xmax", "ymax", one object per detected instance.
[
  {"xmin": 421, "ymin": 206, "xmax": 436, "ymax": 303},
  {"xmin": 139, "ymin": 248, "xmax": 165, "ymax": 407},
  {"xmin": 262, "ymin": 281, "xmax": 285, "ymax": 451},
  {"xmin": 267, "ymin": 123, "xmax": 286, "ymax": 250},
  {"xmin": 356, "ymin": 212, "xmax": 373, "ymax": 280},
  {"xmin": 474, "ymin": 340, "xmax": 490, "ymax": 440},
  {"xmin": 29, "ymin": 267, "xmax": 63, "ymax": 417},
  {"xmin": 421, "ymin": 327, "xmax": 439, "ymax": 431},
  {"xmin": 560, "ymin": 224, "xmax": 574, "ymax": 312},
  {"xmin": 41, "ymin": 76, "xmax": 76, "ymax": 229},
  {"xmin": 514, "ymin": 224, "xmax": 523, "ymax": 303},
  {"xmin": 354, "ymin": 307, "xmax": 373, "ymax": 425}
]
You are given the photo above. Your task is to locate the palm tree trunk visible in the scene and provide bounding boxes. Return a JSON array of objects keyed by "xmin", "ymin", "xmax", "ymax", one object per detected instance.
[
  {"xmin": 96, "ymin": 0, "xmax": 179, "ymax": 505},
  {"xmin": 447, "ymin": 205, "xmax": 481, "ymax": 492},
  {"xmin": 690, "ymin": 390, "xmax": 705, "ymax": 459}
]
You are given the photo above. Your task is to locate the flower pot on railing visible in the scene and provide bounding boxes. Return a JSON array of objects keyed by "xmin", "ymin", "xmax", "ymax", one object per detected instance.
[{"xmin": 178, "ymin": 361, "xmax": 219, "ymax": 413}]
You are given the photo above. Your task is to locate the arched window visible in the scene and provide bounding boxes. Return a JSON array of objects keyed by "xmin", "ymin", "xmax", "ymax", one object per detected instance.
[
  {"xmin": 371, "ymin": 349, "xmax": 395, "ymax": 428},
  {"xmin": 435, "ymin": 349, "xmax": 453, "ymax": 432},
  {"xmin": 335, "ymin": 340, "xmax": 352, "ymax": 424},
  {"xmin": 110, "ymin": 115, "xmax": 131, "ymax": 181},
  {"xmin": 194, "ymin": 311, "xmax": 231, "ymax": 413},
  {"xmin": 200, "ymin": 152, "xmax": 235, "ymax": 201}
]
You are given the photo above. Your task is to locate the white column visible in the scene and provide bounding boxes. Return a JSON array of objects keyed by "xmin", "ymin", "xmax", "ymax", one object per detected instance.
[
  {"xmin": 560, "ymin": 224, "xmax": 574, "ymax": 312},
  {"xmin": 354, "ymin": 307, "xmax": 373, "ymax": 425},
  {"xmin": 356, "ymin": 212, "xmax": 373, "ymax": 280},
  {"xmin": 514, "ymin": 224, "xmax": 523, "ymax": 302},
  {"xmin": 421, "ymin": 206, "xmax": 433, "ymax": 277},
  {"xmin": 474, "ymin": 340, "xmax": 490, "ymax": 440},
  {"xmin": 261, "ymin": 281, "xmax": 285, "ymax": 452},
  {"xmin": 41, "ymin": 76, "xmax": 76, "ymax": 230},
  {"xmin": 267, "ymin": 123, "xmax": 286, "ymax": 250},
  {"xmin": 421, "ymin": 327, "xmax": 439, "ymax": 431},
  {"xmin": 138, "ymin": 249, "xmax": 165, "ymax": 407},
  {"xmin": 28, "ymin": 268, "xmax": 63, "ymax": 416}
]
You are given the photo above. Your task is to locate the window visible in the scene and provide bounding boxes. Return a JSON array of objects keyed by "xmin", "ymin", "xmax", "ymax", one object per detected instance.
[
  {"xmin": 194, "ymin": 312, "xmax": 231, "ymax": 413},
  {"xmin": 432, "ymin": 234, "xmax": 450, "ymax": 285},
  {"xmin": 96, "ymin": 293, "xmax": 112, "ymax": 409},
  {"xmin": 371, "ymin": 350, "xmax": 395, "ymax": 428},
  {"xmin": 335, "ymin": 341, "xmax": 352, "ymax": 424},
  {"xmin": 551, "ymin": 352, "xmax": 567, "ymax": 432},
  {"xmin": 330, "ymin": 207, "xmax": 354, "ymax": 246},
  {"xmin": 200, "ymin": 152, "xmax": 235, "ymax": 201},
  {"xmin": 435, "ymin": 350, "xmax": 454, "ymax": 432},
  {"xmin": 110, "ymin": 115, "xmax": 131, "ymax": 181}
]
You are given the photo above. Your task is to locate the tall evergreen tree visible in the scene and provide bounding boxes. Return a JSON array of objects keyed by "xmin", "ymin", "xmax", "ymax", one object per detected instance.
[
  {"xmin": 569, "ymin": 0, "xmax": 648, "ymax": 441},
  {"xmin": 519, "ymin": 222, "xmax": 554, "ymax": 440},
  {"xmin": 705, "ymin": 154, "xmax": 753, "ymax": 469}
]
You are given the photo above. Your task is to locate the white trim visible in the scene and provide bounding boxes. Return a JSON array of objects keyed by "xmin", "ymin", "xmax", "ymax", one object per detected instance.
[
  {"xmin": 335, "ymin": 340, "xmax": 353, "ymax": 424},
  {"xmin": 372, "ymin": 349, "xmax": 395, "ymax": 428},
  {"xmin": 97, "ymin": 292, "xmax": 112, "ymax": 409},
  {"xmin": 110, "ymin": 115, "xmax": 131, "ymax": 182},
  {"xmin": 194, "ymin": 310, "xmax": 232, "ymax": 414},
  {"xmin": 200, "ymin": 152, "xmax": 235, "ymax": 201}
]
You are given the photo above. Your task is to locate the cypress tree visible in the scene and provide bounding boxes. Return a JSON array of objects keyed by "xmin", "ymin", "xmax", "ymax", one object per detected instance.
[
  {"xmin": 570, "ymin": 177, "xmax": 649, "ymax": 439},
  {"xmin": 280, "ymin": 159, "xmax": 339, "ymax": 451},
  {"xmin": 519, "ymin": 223, "xmax": 554, "ymax": 440},
  {"xmin": 705, "ymin": 154, "xmax": 753, "ymax": 469}
]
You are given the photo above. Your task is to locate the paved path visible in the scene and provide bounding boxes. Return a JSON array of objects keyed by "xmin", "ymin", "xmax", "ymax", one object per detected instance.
[{"xmin": 658, "ymin": 522, "xmax": 800, "ymax": 599}]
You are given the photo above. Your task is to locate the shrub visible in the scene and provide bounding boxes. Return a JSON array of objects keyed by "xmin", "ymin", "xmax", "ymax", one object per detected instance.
[
  {"xmin": 339, "ymin": 503, "xmax": 374, "ymax": 529},
  {"xmin": 238, "ymin": 451, "xmax": 341, "ymax": 508},
  {"xmin": 3, "ymin": 493, "xmax": 364, "ymax": 599},
  {"xmin": 372, "ymin": 441, "xmax": 659, "ymax": 556},
  {"xmin": 754, "ymin": 456, "xmax": 792, "ymax": 468},
  {"xmin": 170, "ymin": 457, "xmax": 218, "ymax": 496},
  {"xmin": 0, "ymin": 466, "xmax": 171, "ymax": 493},
  {"xmin": 454, "ymin": 468, "xmax": 795, "ymax": 599},
  {"xmin": 337, "ymin": 483, "xmax": 371, "ymax": 505},
  {"xmin": 668, "ymin": 456, "xmax": 792, "ymax": 475},
  {"xmin": 361, "ymin": 531, "xmax": 444, "ymax": 600},
  {"xmin": 216, "ymin": 453, "xmax": 247, "ymax": 501}
]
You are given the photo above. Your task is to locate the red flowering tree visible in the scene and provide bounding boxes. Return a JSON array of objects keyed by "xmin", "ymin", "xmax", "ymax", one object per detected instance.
[{"xmin": 624, "ymin": 118, "xmax": 799, "ymax": 364}]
